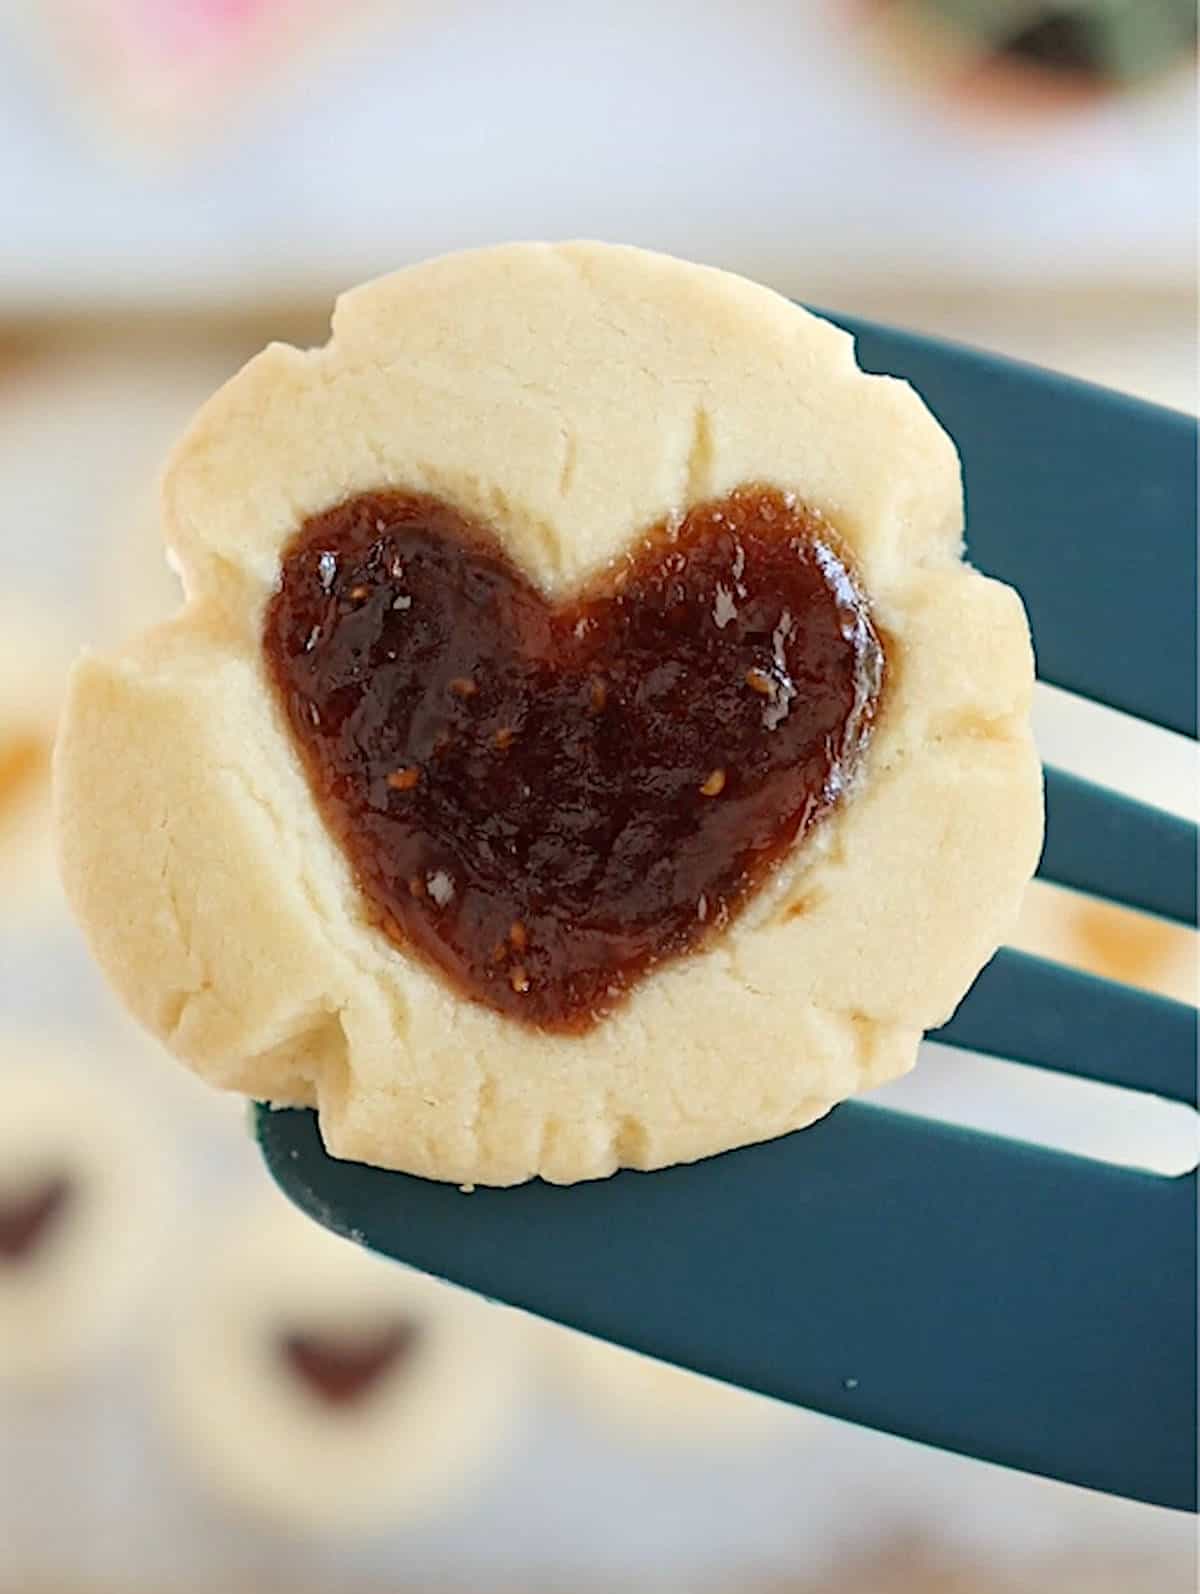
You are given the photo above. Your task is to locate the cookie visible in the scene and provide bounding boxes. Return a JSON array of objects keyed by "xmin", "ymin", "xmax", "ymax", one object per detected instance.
[
  {"xmin": 542, "ymin": 1319, "xmax": 789, "ymax": 1447},
  {"xmin": 0, "ymin": 603, "xmax": 71, "ymax": 920},
  {"xmin": 0, "ymin": 1042, "xmax": 173, "ymax": 1387},
  {"xmin": 55, "ymin": 242, "xmax": 1042, "ymax": 1185},
  {"xmin": 159, "ymin": 1193, "xmax": 525, "ymax": 1531},
  {"xmin": 861, "ymin": 0, "xmax": 1198, "ymax": 116},
  {"xmin": 28, "ymin": 0, "xmax": 379, "ymax": 156},
  {"xmin": 1015, "ymin": 880, "xmax": 1196, "ymax": 1005}
]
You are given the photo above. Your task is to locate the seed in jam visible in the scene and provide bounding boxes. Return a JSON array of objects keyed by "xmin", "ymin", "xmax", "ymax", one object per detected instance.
[
  {"xmin": 264, "ymin": 485, "xmax": 884, "ymax": 1032},
  {"xmin": 0, "ymin": 1173, "xmax": 74, "ymax": 1264},
  {"xmin": 278, "ymin": 1320, "xmax": 420, "ymax": 1408}
]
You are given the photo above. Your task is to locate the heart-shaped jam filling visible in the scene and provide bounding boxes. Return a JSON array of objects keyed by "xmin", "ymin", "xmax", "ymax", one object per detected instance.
[
  {"xmin": 0, "ymin": 1173, "xmax": 74, "ymax": 1265},
  {"xmin": 278, "ymin": 1321, "xmax": 420, "ymax": 1408},
  {"xmin": 265, "ymin": 485, "xmax": 883, "ymax": 1032}
]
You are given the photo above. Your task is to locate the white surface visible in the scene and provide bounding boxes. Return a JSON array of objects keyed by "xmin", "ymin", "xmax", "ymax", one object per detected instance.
[{"xmin": 0, "ymin": 0, "xmax": 1195, "ymax": 312}]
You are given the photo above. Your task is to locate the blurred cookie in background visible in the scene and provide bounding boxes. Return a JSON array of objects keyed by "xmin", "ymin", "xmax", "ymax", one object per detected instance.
[
  {"xmin": 1014, "ymin": 879, "xmax": 1195, "ymax": 1005},
  {"xmin": 0, "ymin": 332, "xmax": 262, "ymax": 633},
  {"xmin": 859, "ymin": 0, "xmax": 1197, "ymax": 115},
  {"xmin": 83, "ymin": 349, "xmax": 248, "ymax": 643},
  {"xmin": 159, "ymin": 1193, "xmax": 528, "ymax": 1533},
  {"xmin": 0, "ymin": 602, "xmax": 72, "ymax": 921},
  {"xmin": 541, "ymin": 1318, "xmax": 793, "ymax": 1447},
  {"xmin": 15, "ymin": 0, "xmax": 387, "ymax": 159},
  {"xmin": 0, "ymin": 1041, "xmax": 174, "ymax": 1388},
  {"xmin": 1013, "ymin": 684, "xmax": 1197, "ymax": 1005},
  {"xmin": 757, "ymin": 1534, "xmax": 1195, "ymax": 1592}
]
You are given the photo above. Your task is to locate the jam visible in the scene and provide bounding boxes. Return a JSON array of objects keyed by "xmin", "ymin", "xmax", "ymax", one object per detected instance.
[
  {"xmin": 264, "ymin": 486, "xmax": 884, "ymax": 1031},
  {"xmin": 0, "ymin": 1174, "xmax": 74, "ymax": 1264},
  {"xmin": 278, "ymin": 1321, "xmax": 420, "ymax": 1407},
  {"xmin": 0, "ymin": 733, "xmax": 47, "ymax": 824}
]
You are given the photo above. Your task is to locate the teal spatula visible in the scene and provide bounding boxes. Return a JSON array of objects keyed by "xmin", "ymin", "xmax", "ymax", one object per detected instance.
[{"xmin": 256, "ymin": 316, "xmax": 1198, "ymax": 1514}]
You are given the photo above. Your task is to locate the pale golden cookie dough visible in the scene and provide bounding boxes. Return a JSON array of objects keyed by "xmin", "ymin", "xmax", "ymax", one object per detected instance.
[
  {"xmin": 159, "ymin": 1194, "xmax": 525, "ymax": 1532},
  {"xmin": 0, "ymin": 1042, "xmax": 173, "ymax": 1387},
  {"xmin": 55, "ymin": 242, "xmax": 1042, "ymax": 1186},
  {"xmin": 0, "ymin": 603, "xmax": 71, "ymax": 920}
]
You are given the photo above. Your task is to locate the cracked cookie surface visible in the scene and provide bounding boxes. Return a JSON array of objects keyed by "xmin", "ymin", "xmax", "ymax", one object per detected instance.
[{"xmin": 54, "ymin": 242, "xmax": 1042, "ymax": 1185}]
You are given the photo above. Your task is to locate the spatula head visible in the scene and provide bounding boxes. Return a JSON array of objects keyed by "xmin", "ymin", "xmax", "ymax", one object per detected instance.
[{"xmin": 258, "ymin": 316, "xmax": 1198, "ymax": 1512}]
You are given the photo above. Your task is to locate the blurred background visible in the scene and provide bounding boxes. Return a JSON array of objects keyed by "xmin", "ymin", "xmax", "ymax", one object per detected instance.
[{"xmin": 0, "ymin": 1, "xmax": 1196, "ymax": 1590}]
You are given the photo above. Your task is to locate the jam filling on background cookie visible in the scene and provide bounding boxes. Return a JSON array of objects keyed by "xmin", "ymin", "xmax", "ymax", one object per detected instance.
[
  {"xmin": 0, "ymin": 1173, "xmax": 74, "ymax": 1264},
  {"xmin": 0, "ymin": 733, "xmax": 48, "ymax": 824},
  {"xmin": 265, "ymin": 486, "xmax": 883, "ymax": 1031},
  {"xmin": 278, "ymin": 1320, "xmax": 420, "ymax": 1408}
]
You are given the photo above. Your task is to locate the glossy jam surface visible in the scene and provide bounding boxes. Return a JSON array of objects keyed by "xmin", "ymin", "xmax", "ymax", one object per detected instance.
[
  {"xmin": 265, "ymin": 487, "xmax": 883, "ymax": 1031},
  {"xmin": 0, "ymin": 1174, "xmax": 74, "ymax": 1264},
  {"xmin": 278, "ymin": 1321, "xmax": 420, "ymax": 1408}
]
